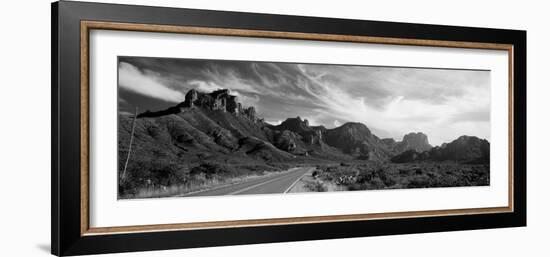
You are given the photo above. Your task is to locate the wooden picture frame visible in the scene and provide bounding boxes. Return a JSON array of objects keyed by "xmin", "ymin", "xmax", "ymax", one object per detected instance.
[{"xmin": 52, "ymin": 1, "xmax": 526, "ymax": 256}]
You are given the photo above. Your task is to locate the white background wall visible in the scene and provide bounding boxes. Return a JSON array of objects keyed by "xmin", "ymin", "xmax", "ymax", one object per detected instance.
[{"xmin": 0, "ymin": 0, "xmax": 547, "ymax": 256}]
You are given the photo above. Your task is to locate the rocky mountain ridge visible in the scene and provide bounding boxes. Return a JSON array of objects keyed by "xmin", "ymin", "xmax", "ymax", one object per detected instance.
[
  {"xmin": 138, "ymin": 89, "xmax": 260, "ymax": 122},
  {"xmin": 391, "ymin": 135, "xmax": 490, "ymax": 164},
  {"xmin": 122, "ymin": 88, "xmax": 489, "ymax": 165}
]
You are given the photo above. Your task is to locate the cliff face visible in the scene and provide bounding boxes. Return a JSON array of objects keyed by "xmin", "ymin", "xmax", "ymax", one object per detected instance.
[
  {"xmin": 323, "ymin": 122, "xmax": 393, "ymax": 160},
  {"xmin": 179, "ymin": 89, "xmax": 253, "ymax": 117},
  {"xmin": 139, "ymin": 89, "xmax": 258, "ymax": 122},
  {"xmin": 430, "ymin": 136, "xmax": 490, "ymax": 163},
  {"xmin": 272, "ymin": 117, "xmax": 324, "ymax": 145},
  {"xmin": 394, "ymin": 132, "xmax": 433, "ymax": 153}
]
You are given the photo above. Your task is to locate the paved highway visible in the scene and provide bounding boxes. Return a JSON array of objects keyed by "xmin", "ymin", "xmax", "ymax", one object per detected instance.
[{"xmin": 180, "ymin": 167, "xmax": 313, "ymax": 197}]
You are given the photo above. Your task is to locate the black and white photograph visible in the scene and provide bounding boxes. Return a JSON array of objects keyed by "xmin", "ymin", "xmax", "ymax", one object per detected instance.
[{"xmin": 117, "ymin": 56, "xmax": 491, "ymax": 199}]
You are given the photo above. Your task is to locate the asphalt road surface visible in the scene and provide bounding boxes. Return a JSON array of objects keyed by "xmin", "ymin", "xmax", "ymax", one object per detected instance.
[{"xmin": 180, "ymin": 167, "xmax": 314, "ymax": 197}]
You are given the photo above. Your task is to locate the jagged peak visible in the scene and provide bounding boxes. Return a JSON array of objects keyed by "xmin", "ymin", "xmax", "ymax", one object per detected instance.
[
  {"xmin": 402, "ymin": 132, "xmax": 430, "ymax": 143},
  {"xmin": 324, "ymin": 122, "xmax": 374, "ymax": 142},
  {"xmin": 277, "ymin": 116, "xmax": 312, "ymax": 132},
  {"xmin": 335, "ymin": 122, "xmax": 371, "ymax": 132},
  {"xmin": 393, "ymin": 131, "xmax": 432, "ymax": 153},
  {"xmin": 138, "ymin": 88, "xmax": 258, "ymax": 122},
  {"xmin": 452, "ymin": 135, "xmax": 489, "ymax": 144}
]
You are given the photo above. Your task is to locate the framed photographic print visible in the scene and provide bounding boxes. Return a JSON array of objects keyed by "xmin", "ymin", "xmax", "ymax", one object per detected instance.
[{"xmin": 51, "ymin": 1, "xmax": 526, "ymax": 256}]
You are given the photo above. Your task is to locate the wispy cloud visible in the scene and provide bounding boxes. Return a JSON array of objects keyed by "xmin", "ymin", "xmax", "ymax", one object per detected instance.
[
  {"xmin": 293, "ymin": 64, "xmax": 490, "ymax": 145},
  {"xmin": 187, "ymin": 80, "xmax": 223, "ymax": 93},
  {"xmin": 118, "ymin": 62, "xmax": 185, "ymax": 103},
  {"xmin": 118, "ymin": 57, "xmax": 490, "ymax": 145}
]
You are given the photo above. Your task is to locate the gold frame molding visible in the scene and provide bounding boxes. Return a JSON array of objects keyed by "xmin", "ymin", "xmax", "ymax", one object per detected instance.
[{"xmin": 80, "ymin": 20, "xmax": 514, "ymax": 236}]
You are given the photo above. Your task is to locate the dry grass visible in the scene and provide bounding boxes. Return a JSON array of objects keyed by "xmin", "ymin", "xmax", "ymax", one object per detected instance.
[
  {"xmin": 118, "ymin": 160, "xmax": 292, "ymax": 199},
  {"xmin": 123, "ymin": 170, "xmax": 286, "ymax": 199},
  {"xmin": 315, "ymin": 162, "xmax": 489, "ymax": 191}
]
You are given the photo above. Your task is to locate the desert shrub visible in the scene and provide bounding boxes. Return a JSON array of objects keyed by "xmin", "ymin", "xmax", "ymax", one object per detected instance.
[
  {"xmin": 147, "ymin": 125, "xmax": 161, "ymax": 138},
  {"xmin": 376, "ymin": 168, "xmax": 396, "ymax": 187},
  {"xmin": 399, "ymin": 169, "xmax": 411, "ymax": 175},
  {"xmin": 119, "ymin": 158, "xmax": 188, "ymax": 196},
  {"xmin": 407, "ymin": 175, "xmax": 432, "ymax": 188},
  {"xmin": 363, "ymin": 177, "xmax": 386, "ymax": 190},
  {"xmin": 431, "ymin": 175, "xmax": 462, "ymax": 187},
  {"xmin": 266, "ymin": 162, "xmax": 293, "ymax": 171},
  {"xmin": 235, "ymin": 163, "xmax": 283, "ymax": 176},
  {"xmin": 461, "ymin": 168, "xmax": 487, "ymax": 185},
  {"xmin": 346, "ymin": 171, "xmax": 386, "ymax": 190},
  {"xmin": 347, "ymin": 183, "xmax": 365, "ymax": 191},
  {"xmin": 356, "ymin": 155, "xmax": 370, "ymax": 160},
  {"xmin": 311, "ymin": 170, "xmax": 319, "ymax": 177},
  {"xmin": 305, "ymin": 180, "xmax": 327, "ymax": 192},
  {"xmin": 355, "ymin": 170, "xmax": 374, "ymax": 184},
  {"xmin": 189, "ymin": 162, "xmax": 236, "ymax": 178}
]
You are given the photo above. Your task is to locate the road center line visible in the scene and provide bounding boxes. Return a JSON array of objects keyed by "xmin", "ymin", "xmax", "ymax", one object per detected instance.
[
  {"xmin": 227, "ymin": 171, "xmax": 296, "ymax": 195},
  {"xmin": 179, "ymin": 168, "xmax": 299, "ymax": 197}
]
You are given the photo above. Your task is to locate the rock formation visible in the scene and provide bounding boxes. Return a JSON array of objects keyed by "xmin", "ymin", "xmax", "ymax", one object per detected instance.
[
  {"xmin": 394, "ymin": 132, "xmax": 432, "ymax": 153},
  {"xmin": 227, "ymin": 95, "xmax": 239, "ymax": 115},
  {"xmin": 243, "ymin": 106, "xmax": 257, "ymax": 122},
  {"xmin": 323, "ymin": 122, "xmax": 391, "ymax": 160},
  {"xmin": 274, "ymin": 130, "xmax": 300, "ymax": 152},
  {"xmin": 183, "ymin": 89, "xmax": 198, "ymax": 108},
  {"xmin": 272, "ymin": 117, "xmax": 325, "ymax": 145},
  {"xmin": 391, "ymin": 135, "xmax": 489, "ymax": 164},
  {"xmin": 380, "ymin": 138, "xmax": 397, "ymax": 151},
  {"xmin": 139, "ymin": 88, "xmax": 258, "ymax": 122}
]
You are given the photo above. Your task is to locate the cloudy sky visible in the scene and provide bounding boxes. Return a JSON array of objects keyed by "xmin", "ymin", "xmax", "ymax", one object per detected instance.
[{"xmin": 118, "ymin": 56, "xmax": 490, "ymax": 146}]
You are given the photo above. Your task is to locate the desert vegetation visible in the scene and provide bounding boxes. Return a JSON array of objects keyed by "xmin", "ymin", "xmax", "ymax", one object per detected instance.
[{"xmin": 310, "ymin": 161, "xmax": 489, "ymax": 191}]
